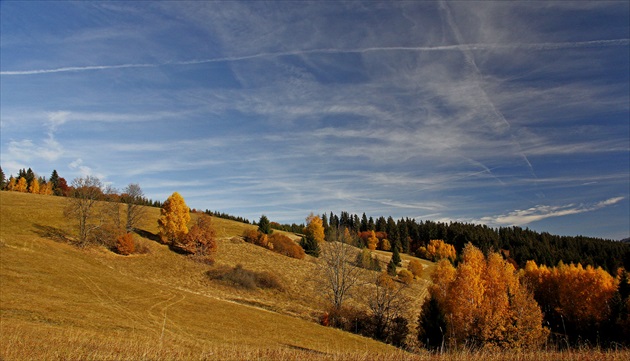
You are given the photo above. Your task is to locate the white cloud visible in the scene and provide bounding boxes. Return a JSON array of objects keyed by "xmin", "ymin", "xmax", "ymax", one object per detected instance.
[{"xmin": 476, "ymin": 197, "xmax": 625, "ymax": 226}]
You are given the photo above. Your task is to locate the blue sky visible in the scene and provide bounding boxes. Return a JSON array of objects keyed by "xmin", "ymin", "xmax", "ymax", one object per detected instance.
[{"xmin": 1, "ymin": 1, "xmax": 628, "ymax": 240}]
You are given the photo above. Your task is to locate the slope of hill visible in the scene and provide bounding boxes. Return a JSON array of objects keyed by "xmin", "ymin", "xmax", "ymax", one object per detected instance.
[{"xmin": 0, "ymin": 192, "xmax": 407, "ymax": 360}]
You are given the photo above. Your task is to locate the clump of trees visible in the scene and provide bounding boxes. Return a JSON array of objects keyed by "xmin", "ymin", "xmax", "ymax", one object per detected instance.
[
  {"xmin": 417, "ymin": 239, "xmax": 456, "ymax": 262},
  {"xmin": 242, "ymin": 215, "xmax": 305, "ymax": 259},
  {"xmin": 208, "ymin": 264, "xmax": 283, "ymax": 291},
  {"xmin": 521, "ymin": 260, "xmax": 628, "ymax": 345},
  {"xmin": 158, "ymin": 192, "xmax": 217, "ymax": 261},
  {"xmin": 418, "ymin": 243, "xmax": 548, "ymax": 351}
]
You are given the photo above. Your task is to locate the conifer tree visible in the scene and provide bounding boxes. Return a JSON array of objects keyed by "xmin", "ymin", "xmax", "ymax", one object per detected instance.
[
  {"xmin": 300, "ymin": 235, "xmax": 320, "ymax": 257},
  {"xmin": 0, "ymin": 167, "xmax": 5, "ymax": 190},
  {"xmin": 257, "ymin": 214, "xmax": 272, "ymax": 235},
  {"xmin": 50, "ymin": 170, "xmax": 60, "ymax": 194},
  {"xmin": 391, "ymin": 242, "xmax": 402, "ymax": 266}
]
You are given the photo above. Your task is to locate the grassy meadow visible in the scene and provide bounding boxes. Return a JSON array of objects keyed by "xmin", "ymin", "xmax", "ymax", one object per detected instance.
[{"xmin": 1, "ymin": 191, "xmax": 629, "ymax": 360}]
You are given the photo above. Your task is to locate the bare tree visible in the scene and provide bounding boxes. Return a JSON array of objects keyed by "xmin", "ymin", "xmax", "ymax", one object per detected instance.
[
  {"xmin": 64, "ymin": 176, "xmax": 104, "ymax": 244},
  {"xmin": 121, "ymin": 183, "xmax": 145, "ymax": 233},
  {"xmin": 368, "ymin": 273, "xmax": 409, "ymax": 343},
  {"xmin": 320, "ymin": 227, "xmax": 363, "ymax": 311}
]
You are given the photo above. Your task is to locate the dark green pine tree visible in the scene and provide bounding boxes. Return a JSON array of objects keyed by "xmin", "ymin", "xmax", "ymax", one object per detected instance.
[
  {"xmin": 299, "ymin": 235, "xmax": 320, "ymax": 257},
  {"xmin": 257, "ymin": 214, "xmax": 272, "ymax": 235},
  {"xmin": 391, "ymin": 242, "xmax": 402, "ymax": 266},
  {"xmin": 387, "ymin": 258, "xmax": 398, "ymax": 276},
  {"xmin": 0, "ymin": 167, "xmax": 6, "ymax": 190},
  {"xmin": 50, "ymin": 170, "xmax": 60, "ymax": 192}
]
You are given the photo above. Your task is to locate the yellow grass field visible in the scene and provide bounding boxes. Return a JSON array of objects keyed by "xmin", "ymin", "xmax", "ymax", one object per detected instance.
[{"xmin": 1, "ymin": 191, "xmax": 628, "ymax": 360}]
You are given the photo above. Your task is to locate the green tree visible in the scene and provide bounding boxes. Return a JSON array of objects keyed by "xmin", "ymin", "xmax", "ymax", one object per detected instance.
[
  {"xmin": 157, "ymin": 192, "xmax": 191, "ymax": 245},
  {"xmin": 391, "ymin": 243, "xmax": 402, "ymax": 266},
  {"xmin": 0, "ymin": 167, "xmax": 6, "ymax": 190},
  {"xmin": 300, "ymin": 235, "xmax": 321, "ymax": 257},
  {"xmin": 50, "ymin": 170, "xmax": 61, "ymax": 195},
  {"xmin": 258, "ymin": 214, "xmax": 272, "ymax": 235}
]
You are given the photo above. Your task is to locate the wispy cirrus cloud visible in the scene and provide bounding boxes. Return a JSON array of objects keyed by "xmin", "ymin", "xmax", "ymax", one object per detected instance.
[{"xmin": 475, "ymin": 197, "xmax": 625, "ymax": 227}]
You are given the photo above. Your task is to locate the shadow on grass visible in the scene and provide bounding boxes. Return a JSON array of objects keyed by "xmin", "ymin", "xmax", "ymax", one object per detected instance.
[
  {"xmin": 33, "ymin": 224, "xmax": 71, "ymax": 243},
  {"xmin": 282, "ymin": 344, "xmax": 329, "ymax": 356},
  {"xmin": 134, "ymin": 228, "xmax": 161, "ymax": 243}
]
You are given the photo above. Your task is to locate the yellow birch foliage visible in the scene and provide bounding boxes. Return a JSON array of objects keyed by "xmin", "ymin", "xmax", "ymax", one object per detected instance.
[
  {"xmin": 366, "ymin": 230, "xmax": 379, "ymax": 250},
  {"xmin": 304, "ymin": 213, "xmax": 325, "ymax": 243},
  {"xmin": 427, "ymin": 243, "xmax": 547, "ymax": 349},
  {"xmin": 417, "ymin": 239, "xmax": 456, "ymax": 262},
  {"xmin": 16, "ymin": 177, "xmax": 27, "ymax": 192},
  {"xmin": 521, "ymin": 260, "xmax": 616, "ymax": 329},
  {"xmin": 408, "ymin": 259, "xmax": 424, "ymax": 279},
  {"xmin": 6, "ymin": 176, "xmax": 16, "ymax": 191},
  {"xmin": 40, "ymin": 181, "xmax": 53, "ymax": 195},
  {"xmin": 157, "ymin": 192, "xmax": 190, "ymax": 245},
  {"xmin": 29, "ymin": 178, "xmax": 40, "ymax": 194}
]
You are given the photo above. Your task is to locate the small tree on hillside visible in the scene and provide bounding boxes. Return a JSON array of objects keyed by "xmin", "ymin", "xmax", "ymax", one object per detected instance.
[
  {"xmin": 0, "ymin": 167, "xmax": 6, "ymax": 190},
  {"xmin": 157, "ymin": 192, "xmax": 190, "ymax": 245},
  {"xmin": 121, "ymin": 183, "xmax": 146, "ymax": 233},
  {"xmin": 174, "ymin": 214, "xmax": 217, "ymax": 256},
  {"xmin": 304, "ymin": 213, "xmax": 325, "ymax": 243},
  {"xmin": 258, "ymin": 215, "xmax": 272, "ymax": 235},
  {"xmin": 300, "ymin": 234, "xmax": 321, "ymax": 257},
  {"xmin": 64, "ymin": 176, "xmax": 105, "ymax": 244},
  {"xmin": 320, "ymin": 227, "xmax": 362, "ymax": 311},
  {"xmin": 391, "ymin": 243, "xmax": 402, "ymax": 266}
]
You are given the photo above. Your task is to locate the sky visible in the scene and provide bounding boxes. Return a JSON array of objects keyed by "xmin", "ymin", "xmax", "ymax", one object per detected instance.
[{"xmin": 1, "ymin": 1, "xmax": 629, "ymax": 240}]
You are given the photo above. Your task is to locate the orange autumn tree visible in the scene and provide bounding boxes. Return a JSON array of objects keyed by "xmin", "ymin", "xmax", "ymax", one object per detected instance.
[
  {"xmin": 417, "ymin": 239, "xmax": 456, "ymax": 262},
  {"xmin": 418, "ymin": 243, "xmax": 548, "ymax": 350},
  {"xmin": 520, "ymin": 260, "xmax": 617, "ymax": 340},
  {"xmin": 157, "ymin": 192, "xmax": 190, "ymax": 245},
  {"xmin": 304, "ymin": 213, "xmax": 325, "ymax": 243}
]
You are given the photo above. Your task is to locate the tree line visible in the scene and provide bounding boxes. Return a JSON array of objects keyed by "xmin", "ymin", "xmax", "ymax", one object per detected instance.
[{"xmin": 297, "ymin": 211, "xmax": 630, "ymax": 274}]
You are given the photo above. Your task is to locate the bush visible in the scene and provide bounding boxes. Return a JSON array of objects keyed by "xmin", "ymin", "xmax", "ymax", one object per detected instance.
[
  {"xmin": 242, "ymin": 229, "xmax": 269, "ymax": 248},
  {"xmin": 115, "ymin": 233, "xmax": 135, "ymax": 255},
  {"xmin": 356, "ymin": 248, "xmax": 381, "ymax": 271},
  {"xmin": 268, "ymin": 233, "xmax": 305, "ymax": 259},
  {"xmin": 398, "ymin": 269, "xmax": 414, "ymax": 285},
  {"xmin": 407, "ymin": 259, "xmax": 424, "ymax": 279},
  {"xmin": 208, "ymin": 264, "xmax": 283, "ymax": 291},
  {"xmin": 172, "ymin": 214, "xmax": 217, "ymax": 256}
]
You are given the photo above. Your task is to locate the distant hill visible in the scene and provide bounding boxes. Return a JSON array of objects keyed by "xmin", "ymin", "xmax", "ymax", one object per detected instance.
[{"xmin": 622, "ymin": 238, "xmax": 630, "ymax": 244}]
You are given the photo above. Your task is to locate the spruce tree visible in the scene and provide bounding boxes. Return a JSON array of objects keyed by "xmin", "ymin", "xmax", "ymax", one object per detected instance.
[
  {"xmin": 50, "ymin": 170, "xmax": 60, "ymax": 193},
  {"xmin": 392, "ymin": 242, "xmax": 402, "ymax": 266},
  {"xmin": 258, "ymin": 215, "xmax": 272, "ymax": 235},
  {"xmin": 387, "ymin": 258, "xmax": 398, "ymax": 276},
  {"xmin": 0, "ymin": 167, "xmax": 5, "ymax": 190},
  {"xmin": 300, "ymin": 235, "xmax": 320, "ymax": 257}
]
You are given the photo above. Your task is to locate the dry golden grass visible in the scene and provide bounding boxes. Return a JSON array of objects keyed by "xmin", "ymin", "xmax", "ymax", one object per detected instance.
[
  {"xmin": 1, "ymin": 192, "xmax": 628, "ymax": 360},
  {"xmin": 0, "ymin": 192, "xmax": 399, "ymax": 360}
]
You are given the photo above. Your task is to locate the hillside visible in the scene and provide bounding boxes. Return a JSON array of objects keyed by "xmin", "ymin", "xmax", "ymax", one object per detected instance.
[{"xmin": 0, "ymin": 192, "xmax": 420, "ymax": 360}]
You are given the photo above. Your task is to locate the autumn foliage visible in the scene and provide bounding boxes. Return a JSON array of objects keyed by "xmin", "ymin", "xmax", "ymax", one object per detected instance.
[
  {"xmin": 417, "ymin": 239, "xmax": 456, "ymax": 262},
  {"xmin": 173, "ymin": 214, "xmax": 217, "ymax": 256},
  {"xmin": 419, "ymin": 243, "xmax": 548, "ymax": 350},
  {"xmin": 407, "ymin": 259, "xmax": 424, "ymax": 279},
  {"xmin": 157, "ymin": 192, "xmax": 190, "ymax": 245},
  {"xmin": 520, "ymin": 260, "xmax": 618, "ymax": 343},
  {"xmin": 115, "ymin": 233, "xmax": 135, "ymax": 255},
  {"xmin": 268, "ymin": 233, "xmax": 305, "ymax": 259}
]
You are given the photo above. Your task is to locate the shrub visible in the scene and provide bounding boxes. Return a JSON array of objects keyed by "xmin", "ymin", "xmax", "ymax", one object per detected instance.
[
  {"xmin": 398, "ymin": 269, "xmax": 414, "ymax": 285},
  {"xmin": 268, "ymin": 233, "xmax": 305, "ymax": 259},
  {"xmin": 407, "ymin": 259, "xmax": 424, "ymax": 279},
  {"xmin": 115, "ymin": 233, "xmax": 135, "ymax": 255},
  {"xmin": 173, "ymin": 214, "xmax": 217, "ymax": 255},
  {"xmin": 242, "ymin": 229, "xmax": 269, "ymax": 248},
  {"xmin": 356, "ymin": 248, "xmax": 381, "ymax": 271},
  {"xmin": 210, "ymin": 264, "xmax": 283, "ymax": 291}
]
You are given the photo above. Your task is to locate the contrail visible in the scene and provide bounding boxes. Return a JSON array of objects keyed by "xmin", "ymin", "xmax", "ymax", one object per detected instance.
[{"xmin": 1, "ymin": 39, "xmax": 628, "ymax": 76}]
